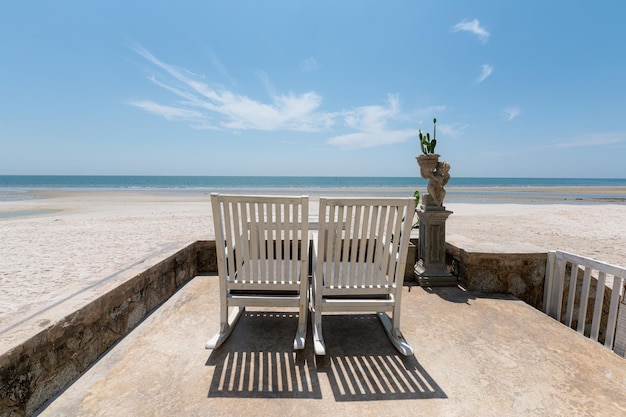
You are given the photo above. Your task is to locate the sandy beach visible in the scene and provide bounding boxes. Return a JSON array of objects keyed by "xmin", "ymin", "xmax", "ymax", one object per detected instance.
[{"xmin": 1, "ymin": 187, "xmax": 626, "ymax": 325}]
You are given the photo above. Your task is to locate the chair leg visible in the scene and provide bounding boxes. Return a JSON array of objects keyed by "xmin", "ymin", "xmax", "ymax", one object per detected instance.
[
  {"xmin": 312, "ymin": 313, "xmax": 325, "ymax": 355},
  {"xmin": 206, "ymin": 306, "xmax": 245, "ymax": 349},
  {"xmin": 293, "ymin": 298, "xmax": 308, "ymax": 350},
  {"xmin": 311, "ymin": 290, "xmax": 326, "ymax": 355},
  {"xmin": 377, "ymin": 312, "xmax": 414, "ymax": 356}
]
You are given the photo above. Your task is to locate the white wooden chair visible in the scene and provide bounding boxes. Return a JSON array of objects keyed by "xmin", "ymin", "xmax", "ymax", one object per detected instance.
[
  {"xmin": 207, "ymin": 194, "xmax": 310, "ymax": 350},
  {"xmin": 311, "ymin": 197, "xmax": 416, "ymax": 356}
]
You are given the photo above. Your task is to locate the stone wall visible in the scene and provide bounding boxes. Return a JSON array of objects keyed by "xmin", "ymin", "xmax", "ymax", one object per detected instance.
[
  {"xmin": 195, "ymin": 240, "xmax": 217, "ymax": 274},
  {"xmin": 444, "ymin": 238, "xmax": 626, "ymax": 357},
  {"xmin": 445, "ymin": 236, "xmax": 548, "ymax": 309},
  {"xmin": 0, "ymin": 243, "xmax": 204, "ymax": 417}
]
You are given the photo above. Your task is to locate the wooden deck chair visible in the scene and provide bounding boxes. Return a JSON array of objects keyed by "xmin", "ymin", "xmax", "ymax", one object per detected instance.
[
  {"xmin": 311, "ymin": 197, "xmax": 416, "ymax": 356},
  {"xmin": 207, "ymin": 194, "xmax": 310, "ymax": 350}
]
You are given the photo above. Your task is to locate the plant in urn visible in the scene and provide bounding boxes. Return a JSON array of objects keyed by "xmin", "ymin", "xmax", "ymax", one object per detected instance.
[{"xmin": 416, "ymin": 118, "xmax": 450, "ymax": 209}]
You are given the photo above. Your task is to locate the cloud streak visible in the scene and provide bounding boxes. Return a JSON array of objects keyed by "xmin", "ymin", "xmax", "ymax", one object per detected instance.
[
  {"xmin": 438, "ymin": 123, "xmax": 468, "ymax": 137},
  {"xmin": 130, "ymin": 45, "xmax": 329, "ymax": 132},
  {"xmin": 546, "ymin": 133, "xmax": 625, "ymax": 149},
  {"xmin": 129, "ymin": 45, "xmax": 427, "ymax": 149},
  {"xmin": 300, "ymin": 57, "xmax": 319, "ymax": 73},
  {"xmin": 475, "ymin": 64, "xmax": 494, "ymax": 84},
  {"xmin": 503, "ymin": 107, "xmax": 521, "ymax": 121},
  {"xmin": 129, "ymin": 100, "xmax": 205, "ymax": 122},
  {"xmin": 452, "ymin": 19, "xmax": 490, "ymax": 42}
]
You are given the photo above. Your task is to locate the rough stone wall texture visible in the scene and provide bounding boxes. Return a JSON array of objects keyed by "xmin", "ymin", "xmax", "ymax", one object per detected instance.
[
  {"xmin": 195, "ymin": 240, "xmax": 217, "ymax": 274},
  {"xmin": 446, "ymin": 243, "xmax": 626, "ymax": 355},
  {"xmin": 446, "ymin": 243, "xmax": 547, "ymax": 309},
  {"xmin": 0, "ymin": 244, "xmax": 199, "ymax": 417}
]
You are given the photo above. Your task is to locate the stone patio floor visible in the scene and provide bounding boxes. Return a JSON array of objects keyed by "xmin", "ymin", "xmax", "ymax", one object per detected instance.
[{"xmin": 36, "ymin": 275, "xmax": 626, "ymax": 417}]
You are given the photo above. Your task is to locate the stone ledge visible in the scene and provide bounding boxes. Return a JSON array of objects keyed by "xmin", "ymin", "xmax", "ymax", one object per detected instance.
[
  {"xmin": 0, "ymin": 241, "xmax": 215, "ymax": 417},
  {"xmin": 445, "ymin": 235, "xmax": 548, "ymax": 309}
]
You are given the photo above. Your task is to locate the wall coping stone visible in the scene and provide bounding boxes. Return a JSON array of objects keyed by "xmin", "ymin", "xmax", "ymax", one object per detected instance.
[{"xmin": 447, "ymin": 234, "xmax": 547, "ymax": 255}]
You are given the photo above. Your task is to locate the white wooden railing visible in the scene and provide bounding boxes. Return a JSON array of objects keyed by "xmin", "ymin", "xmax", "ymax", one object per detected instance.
[{"xmin": 544, "ymin": 251, "xmax": 626, "ymax": 357}]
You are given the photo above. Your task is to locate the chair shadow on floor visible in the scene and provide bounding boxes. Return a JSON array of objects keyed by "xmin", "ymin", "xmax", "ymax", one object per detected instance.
[
  {"xmin": 206, "ymin": 311, "xmax": 446, "ymax": 402},
  {"xmin": 316, "ymin": 314, "xmax": 447, "ymax": 401},
  {"xmin": 206, "ymin": 310, "xmax": 322, "ymax": 399}
]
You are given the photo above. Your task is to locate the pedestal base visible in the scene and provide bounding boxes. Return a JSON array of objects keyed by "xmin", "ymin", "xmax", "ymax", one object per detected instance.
[
  {"xmin": 415, "ymin": 208, "xmax": 457, "ymax": 287},
  {"xmin": 414, "ymin": 260, "xmax": 458, "ymax": 287}
]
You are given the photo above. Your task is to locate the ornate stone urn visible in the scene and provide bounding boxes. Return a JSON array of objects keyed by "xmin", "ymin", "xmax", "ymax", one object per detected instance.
[
  {"xmin": 414, "ymin": 118, "xmax": 456, "ymax": 286},
  {"xmin": 416, "ymin": 154, "xmax": 450, "ymax": 210},
  {"xmin": 416, "ymin": 153, "xmax": 440, "ymax": 172}
]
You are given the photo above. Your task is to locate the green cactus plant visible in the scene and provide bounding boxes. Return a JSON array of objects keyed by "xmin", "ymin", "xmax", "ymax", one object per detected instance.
[{"xmin": 419, "ymin": 118, "xmax": 437, "ymax": 154}]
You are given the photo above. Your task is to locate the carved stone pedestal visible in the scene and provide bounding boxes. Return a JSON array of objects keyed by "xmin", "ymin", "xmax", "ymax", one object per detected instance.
[{"xmin": 415, "ymin": 208, "xmax": 457, "ymax": 287}]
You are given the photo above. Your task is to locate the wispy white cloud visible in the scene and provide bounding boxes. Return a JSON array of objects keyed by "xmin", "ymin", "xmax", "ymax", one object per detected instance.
[
  {"xmin": 547, "ymin": 133, "xmax": 625, "ymax": 149},
  {"xmin": 129, "ymin": 44, "xmax": 329, "ymax": 132},
  {"xmin": 342, "ymin": 94, "xmax": 400, "ymax": 131},
  {"xmin": 128, "ymin": 100, "xmax": 205, "ymax": 122},
  {"xmin": 209, "ymin": 49, "xmax": 238, "ymax": 87},
  {"xmin": 438, "ymin": 123, "xmax": 468, "ymax": 137},
  {"xmin": 327, "ymin": 95, "xmax": 419, "ymax": 149},
  {"xmin": 503, "ymin": 107, "xmax": 522, "ymax": 121},
  {"xmin": 327, "ymin": 130, "xmax": 419, "ymax": 149},
  {"xmin": 129, "ymin": 45, "xmax": 432, "ymax": 149},
  {"xmin": 475, "ymin": 64, "xmax": 494, "ymax": 84},
  {"xmin": 300, "ymin": 57, "xmax": 319, "ymax": 73},
  {"xmin": 452, "ymin": 19, "xmax": 490, "ymax": 42}
]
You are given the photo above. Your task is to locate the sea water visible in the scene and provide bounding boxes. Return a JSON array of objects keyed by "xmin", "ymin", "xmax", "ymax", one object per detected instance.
[
  {"xmin": 1, "ymin": 175, "xmax": 625, "ymax": 203},
  {"xmin": 2, "ymin": 175, "xmax": 626, "ymax": 189}
]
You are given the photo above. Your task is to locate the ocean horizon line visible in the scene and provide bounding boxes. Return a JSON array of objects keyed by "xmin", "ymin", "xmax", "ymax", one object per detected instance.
[
  {"xmin": 1, "ymin": 175, "xmax": 626, "ymax": 189},
  {"xmin": 1, "ymin": 174, "xmax": 625, "ymax": 179}
]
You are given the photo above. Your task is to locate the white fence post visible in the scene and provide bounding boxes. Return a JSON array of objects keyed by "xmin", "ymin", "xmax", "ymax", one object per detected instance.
[
  {"xmin": 543, "ymin": 251, "xmax": 626, "ymax": 358},
  {"xmin": 614, "ymin": 288, "xmax": 626, "ymax": 357}
]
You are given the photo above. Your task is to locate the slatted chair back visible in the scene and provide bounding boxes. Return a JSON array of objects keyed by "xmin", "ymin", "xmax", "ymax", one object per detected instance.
[
  {"xmin": 207, "ymin": 193, "xmax": 310, "ymax": 350},
  {"xmin": 213, "ymin": 194, "xmax": 309, "ymax": 292},
  {"xmin": 311, "ymin": 197, "xmax": 416, "ymax": 356},
  {"xmin": 316, "ymin": 197, "xmax": 413, "ymax": 297}
]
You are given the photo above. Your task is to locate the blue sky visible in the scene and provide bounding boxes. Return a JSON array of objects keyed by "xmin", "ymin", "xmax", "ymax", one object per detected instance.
[{"xmin": 1, "ymin": 1, "xmax": 625, "ymax": 178}]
